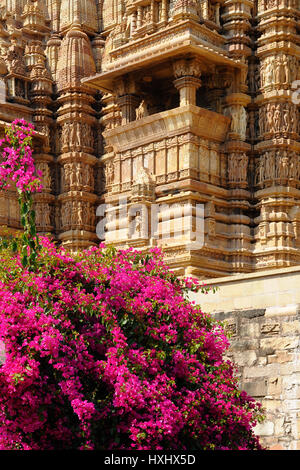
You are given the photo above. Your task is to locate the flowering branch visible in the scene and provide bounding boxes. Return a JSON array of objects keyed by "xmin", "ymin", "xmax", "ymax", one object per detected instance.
[{"xmin": 0, "ymin": 119, "xmax": 43, "ymax": 270}]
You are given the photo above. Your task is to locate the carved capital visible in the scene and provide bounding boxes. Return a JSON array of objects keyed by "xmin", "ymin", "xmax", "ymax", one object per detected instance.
[
  {"xmin": 173, "ymin": 59, "xmax": 202, "ymax": 79},
  {"xmin": 113, "ymin": 76, "xmax": 138, "ymax": 97}
]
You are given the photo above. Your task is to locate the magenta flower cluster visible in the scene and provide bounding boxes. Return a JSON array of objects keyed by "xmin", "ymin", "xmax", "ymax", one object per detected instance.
[
  {"xmin": 0, "ymin": 119, "xmax": 42, "ymax": 193},
  {"xmin": 0, "ymin": 239, "xmax": 263, "ymax": 450}
]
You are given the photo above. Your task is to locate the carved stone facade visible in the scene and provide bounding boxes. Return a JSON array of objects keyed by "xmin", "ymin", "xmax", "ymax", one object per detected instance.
[{"xmin": 0, "ymin": 0, "xmax": 300, "ymax": 449}]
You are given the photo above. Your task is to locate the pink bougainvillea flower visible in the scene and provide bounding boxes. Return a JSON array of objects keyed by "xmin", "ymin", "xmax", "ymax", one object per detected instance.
[
  {"xmin": 0, "ymin": 239, "xmax": 264, "ymax": 450},
  {"xmin": 0, "ymin": 119, "xmax": 42, "ymax": 194}
]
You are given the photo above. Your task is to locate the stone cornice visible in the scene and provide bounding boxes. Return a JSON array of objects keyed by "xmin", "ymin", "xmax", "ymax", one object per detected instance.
[{"xmin": 82, "ymin": 21, "xmax": 245, "ymax": 93}]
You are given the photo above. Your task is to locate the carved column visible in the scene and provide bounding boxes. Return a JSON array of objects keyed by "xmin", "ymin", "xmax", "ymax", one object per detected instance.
[
  {"xmin": 30, "ymin": 58, "xmax": 55, "ymax": 234},
  {"xmin": 173, "ymin": 59, "xmax": 202, "ymax": 107},
  {"xmin": 253, "ymin": 0, "xmax": 300, "ymax": 268},
  {"xmin": 117, "ymin": 94, "xmax": 140, "ymax": 124},
  {"xmin": 22, "ymin": 3, "xmax": 55, "ymax": 236},
  {"xmin": 161, "ymin": 0, "xmax": 168, "ymax": 23},
  {"xmin": 220, "ymin": 0, "xmax": 254, "ymax": 272},
  {"xmin": 114, "ymin": 76, "xmax": 140, "ymax": 124},
  {"xmin": 56, "ymin": 24, "xmax": 98, "ymax": 251}
]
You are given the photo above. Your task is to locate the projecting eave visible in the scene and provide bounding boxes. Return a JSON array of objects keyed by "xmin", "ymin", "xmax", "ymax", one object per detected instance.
[
  {"xmin": 82, "ymin": 21, "xmax": 245, "ymax": 93},
  {"xmin": 82, "ymin": 43, "xmax": 244, "ymax": 94}
]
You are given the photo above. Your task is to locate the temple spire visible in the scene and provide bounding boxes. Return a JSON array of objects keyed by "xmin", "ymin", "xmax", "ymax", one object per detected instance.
[{"xmin": 59, "ymin": 0, "xmax": 98, "ymax": 35}]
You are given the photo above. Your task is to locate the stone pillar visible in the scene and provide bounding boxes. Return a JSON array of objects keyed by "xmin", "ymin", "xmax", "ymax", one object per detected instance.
[
  {"xmin": 173, "ymin": 59, "xmax": 202, "ymax": 107},
  {"xmin": 253, "ymin": 0, "xmax": 300, "ymax": 267},
  {"xmin": 161, "ymin": 0, "xmax": 168, "ymax": 23},
  {"xmin": 137, "ymin": 6, "xmax": 142, "ymax": 28},
  {"xmin": 56, "ymin": 24, "xmax": 98, "ymax": 251},
  {"xmin": 117, "ymin": 94, "xmax": 140, "ymax": 124},
  {"xmin": 114, "ymin": 76, "xmax": 140, "ymax": 124}
]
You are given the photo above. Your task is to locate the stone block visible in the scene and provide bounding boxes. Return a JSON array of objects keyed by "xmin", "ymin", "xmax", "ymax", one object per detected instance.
[
  {"xmin": 239, "ymin": 321, "xmax": 260, "ymax": 338},
  {"xmin": 243, "ymin": 363, "xmax": 279, "ymax": 378},
  {"xmin": 282, "ymin": 321, "xmax": 300, "ymax": 335},
  {"xmin": 243, "ymin": 378, "xmax": 268, "ymax": 397},
  {"xmin": 260, "ymin": 322, "xmax": 280, "ymax": 335},
  {"xmin": 260, "ymin": 337, "xmax": 299, "ymax": 352},
  {"xmin": 268, "ymin": 376, "xmax": 282, "ymax": 395},
  {"xmin": 232, "ymin": 350, "xmax": 257, "ymax": 367},
  {"xmin": 261, "ymin": 398, "xmax": 281, "ymax": 411},
  {"xmin": 267, "ymin": 351, "xmax": 291, "ymax": 364},
  {"xmin": 269, "ymin": 443, "xmax": 284, "ymax": 450},
  {"xmin": 254, "ymin": 420, "xmax": 274, "ymax": 437}
]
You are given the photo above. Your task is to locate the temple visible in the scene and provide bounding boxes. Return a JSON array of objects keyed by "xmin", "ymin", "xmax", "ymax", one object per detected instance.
[{"xmin": 0, "ymin": 0, "xmax": 298, "ymax": 277}]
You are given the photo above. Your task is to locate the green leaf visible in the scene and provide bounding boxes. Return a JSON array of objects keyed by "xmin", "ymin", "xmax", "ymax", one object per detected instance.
[
  {"xmin": 21, "ymin": 255, "xmax": 28, "ymax": 267},
  {"xmin": 30, "ymin": 225, "xmax": 36, "ymax": 237}
]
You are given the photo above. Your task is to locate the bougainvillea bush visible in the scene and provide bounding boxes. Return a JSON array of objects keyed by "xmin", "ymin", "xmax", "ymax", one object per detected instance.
[
  {"xmin": 0, "ymin": 240, "xmax": 264, "ymax": 450},
  {"xmin": 0, "ymin": 119, "xmax": 264, "ymax": 450}
]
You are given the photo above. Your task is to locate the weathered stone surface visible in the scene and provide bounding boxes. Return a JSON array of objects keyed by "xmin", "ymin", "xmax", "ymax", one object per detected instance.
[
  {"xmin": 0, "ymin": 0, "xmax": 300, "ymax": 451},
  {"xmin": 243, "ymin": 379, "xmax": 268, "ymax": 397}
]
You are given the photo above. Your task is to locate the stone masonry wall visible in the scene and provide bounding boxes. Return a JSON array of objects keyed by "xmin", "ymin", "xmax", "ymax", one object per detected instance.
[
  {"xmin": 190, "ymin": 266, "xmax": 300, "ymax": 450},
  {"xmin": 214, "ymin": 307, "xmax": 300, "ymax": 450}
]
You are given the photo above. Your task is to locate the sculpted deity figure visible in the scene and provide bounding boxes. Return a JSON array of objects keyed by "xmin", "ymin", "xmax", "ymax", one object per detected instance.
[
  {"xmin": 274, "ymin": 54, "xmax": 283, "ymax": 84},
  {"xmin": 83, "ymin": 164, "xmax": 90, "ymax": 187},
  {"xmin": 264, "ymin": 151, "xmax": 274, "ymax": 180},
  {"xmin": 230, "ymin": 107, "xmax": 239, "ymax": 133},
  {"xmin": 55, "ymin": 205, "xmax": 60, "ymax": 230},
  {"xmin": 282, "ymin": 103, "xmax": 289, "ymax": 132},
  {"xmin": 239, "ymin": 107, "xmax": 247, "ymax": 140},
  {"xmin": 289, "ymin": 152, "xmax": 298, "ymax": 179},
  {"xmin": 275, "ymin": 151, "xmax": 281, "ymax": 179},
  {"xmin": 228, "ymin": 153, "xmax": 248, "ymax": 182},
  {"xmin": 248, "ymin": 111, "xmax": 255, "ymax": 140},
  {"xmin": 36, "ymin": 162, "xmax": 51, "ymax": 189},
  {"xmin": 265, "ymin": 59, "xmax": 274, "ymax": 86},
  {"xmin": 35, "ymin": 203, "xmax": 42, "ymax": 226},
  {"xmin": 62, "ymin": 123, "xmax": 70, "ymax": 149},
  {"xmin": 89, "ymin": 203, "xmax": 96, "ymax": 227},
  {"xmin": 280, "ymin": 151, "xmax": 289, "ymax": 179},
  {"xmin": 273, "ymin": 104, "xmax": 281, "ymax": 132},
  {"xmin": 105, "ymin": 161, "xmax": 114, "ymax": 185},
  {"xmin": 289, "ymin": 56, "xmax": 297, "ymax": 83},
  {"xmin": 266, "ymin": 103, "xmax": 275, "ymax": 133},
  {"xmin": 63, "ymin": 163, "xmax": 69, "ymax": 190},
  {"xmin": 282, "ymin": 54, "xmax": 290, "ymax": 84},
  {"xmin": 77, "ymin": 201, "xmax": 83, "ymax": 225},
  {"xmin": 43, "ymin": 204, "xmax": 51, "ymax": 226},
  {"xmin": 259, "ymin": 107, "xmax": 265, "ymax": 135},
  {"xmin": 290, "ymin": 105, "xmax": 298, "ymax": 133},
  {"xmin": 257, "ymin": 156, "xmax": 264, "ymax": 184},
  {"xmin": 76, "ymin": 162, "xmax": 83, "ymax": 187},
  {"xmin": 248, "ymin": 62, "xmax": 257, "ymax": 93},
  {"xmin": 228, "ymin": 153, "xmax": 237, "ymax": 181},
  {"xmin": 69, "ymin": 163, "xmax": 76, "ymax": 187},
  {"xmin": 240, "ymin": 153, "xmax": 248, "ymax": 182}
]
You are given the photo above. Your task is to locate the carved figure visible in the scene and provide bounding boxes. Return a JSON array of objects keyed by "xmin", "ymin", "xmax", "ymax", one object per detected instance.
[{"xmin": 136, "ymin": 100, "xmax": 148, "ymax": 120}]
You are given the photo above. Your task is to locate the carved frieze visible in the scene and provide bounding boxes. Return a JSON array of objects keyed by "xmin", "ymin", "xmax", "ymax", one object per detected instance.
[
  {"xmin": 61, "ymin": 200, "xmax": 96, "ymax": 229},
  {"xmin": 255, "ymin": 151, "xmax": 300, "ymax": 186},
  {"xmin": 62, "ymin": 163, "xmax": 95, "ymax": 192},
  {"xmin": 228, "ymin": 153, "xmax": 248, "ymax": 185},
  {"xmin": 259, "ymin": 102, "xmax": 298, "ymax": 137},
  {"xmin": 61, "ymin": 122, "xmax": 95, "ymax": 152}
]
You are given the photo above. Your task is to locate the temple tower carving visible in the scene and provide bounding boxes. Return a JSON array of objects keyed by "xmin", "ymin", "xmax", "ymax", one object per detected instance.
[{"xmin": 0, "ymin": 0, "xmax": 299, "ymax": 270}]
